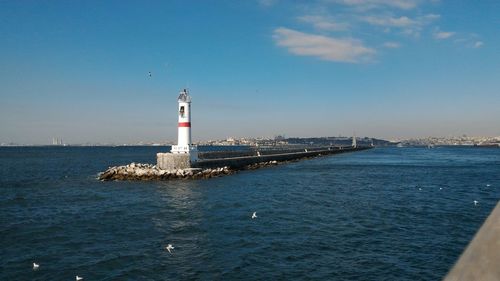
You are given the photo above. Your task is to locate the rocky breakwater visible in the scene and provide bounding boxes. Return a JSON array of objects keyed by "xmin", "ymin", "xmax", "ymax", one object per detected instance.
[{"xmin": 98, "ymin": 163, "xmax": 233, "ymax": 181}]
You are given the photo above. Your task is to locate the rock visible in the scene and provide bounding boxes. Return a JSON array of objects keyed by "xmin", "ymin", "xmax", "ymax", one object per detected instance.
[{"xmin": 99, "ymin": 162, "xmax": 241, "ymax": 181}]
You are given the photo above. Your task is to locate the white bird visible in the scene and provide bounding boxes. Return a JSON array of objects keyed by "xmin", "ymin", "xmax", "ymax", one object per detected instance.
[
  {"xmin": 474, "ymin": 200, "xmax": 479, "ymax": 206},
  {"xmin": 439, "ymin": 187, "xmax": 443, "ymax": 190},
  {"xmin": 251, "ymin": 212, "xmax": 257, "ymax": 219},
  {"xmin": 165, "ymin": 244, "xmax": 174, "ymax": 253},
  {"xmin": 76, "ymin": 276, "xmax": 83, "ymax": 281},
  {"xmin": 486, "ymin": 184, "xmax": 491, "ymax": 187},
  {"xmin": 33, "ymin": 262, "xmax": 39, "ymax": 270},
  {"xmin": 418, "ymin": 188, "xmax": 422, "ymax": 191}
]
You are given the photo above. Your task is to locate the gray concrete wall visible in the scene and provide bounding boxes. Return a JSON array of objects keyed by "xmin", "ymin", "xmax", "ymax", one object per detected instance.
[
  {"xmin": 157, "ymin": 153, "xmax": 191, "ymax": 170},
  {"xmin": 444, "ymin": 201, "xmax": 500, "ymax": 281}
]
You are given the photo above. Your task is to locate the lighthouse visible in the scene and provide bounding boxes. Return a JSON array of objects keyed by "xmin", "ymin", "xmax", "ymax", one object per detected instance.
[{"xmin": 170, "ymin": 89, "xmax": 198, "ymax": 163}]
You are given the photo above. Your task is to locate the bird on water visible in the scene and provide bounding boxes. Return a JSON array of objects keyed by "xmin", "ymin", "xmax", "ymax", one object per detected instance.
[
  {"xmin": 33, "ymin": 262, "xmax": 39, "ymax": 270},
  {"xmin": 165, "ymin": 244, "xmax": 174, "ymax": 253},
  {"xmin": 252, "ymin": 212, "xmax": 257, "ymax": 219},
  {"xmin": 76, "ymin": 276, "xmax": 83, "ymax": 281},
  {"xmin": 474, "ymin": 200, "xmax": 479, "ymax": 206}
]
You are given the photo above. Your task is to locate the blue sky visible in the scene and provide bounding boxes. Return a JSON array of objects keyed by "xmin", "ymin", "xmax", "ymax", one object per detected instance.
[{"xmin": 1, "ymin": 0, "xmax": 499, "ymax": 144}]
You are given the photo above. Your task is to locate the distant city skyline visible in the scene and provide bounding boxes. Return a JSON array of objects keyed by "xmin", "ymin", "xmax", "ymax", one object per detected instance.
[{"xmin": 1, "ymin": 1, "xmax": 499, "ymax": 145}]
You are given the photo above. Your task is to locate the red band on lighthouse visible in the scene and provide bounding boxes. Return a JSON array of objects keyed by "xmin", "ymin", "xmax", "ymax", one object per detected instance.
[{"xmin": 178, "ymin": 122, "xmax": 191, "ymax": 127}]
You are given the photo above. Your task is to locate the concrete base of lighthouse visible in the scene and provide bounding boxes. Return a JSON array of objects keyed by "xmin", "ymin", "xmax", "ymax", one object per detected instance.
[
  {"xmin": 157, "ymin": 145, "xmax": 198, "ymax": 170},
  {"xmin": 157, "ymin": 153, "xmax": 192, "ymax": 170}
]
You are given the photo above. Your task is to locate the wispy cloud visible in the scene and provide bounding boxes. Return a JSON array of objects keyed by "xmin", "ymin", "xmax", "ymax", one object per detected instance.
[
  {"xmin": 298, "ymin": 15, "xmax": 350, "ymax": 31},
  {"xmin": 362, "ymin": 15, "xmax": 415, "ymax": 27},
  {"xmin": 433, "ymin": 30, "xmax": 455, "ymax": 39},
  {"xmin": 362, "ymin": 13, "xmax": 439, "ymax": 36},
  {"xmin": 270, "ymin": 1, "xmax": 478, "ymax": 63},
  {"xmin": 364, "ymin": 14, "xmax": 439, "ymax": 27},
  {"xmin": 453, "ymin": 33, "xmax": 485, "ymax": 48},
  {"xmin": 473, "ymin": 41, "xmax": 484, "ymax": 48},
  {"xmin": 273, "ymin": 27, "xmax": 375, "ymax": 63},
  {"xmin": 383, "ymin": 42, "xmax": 401, "ymax": 48},
  {"xmin": 333, "ymin": 0, "xmax": 420, "ymax": 10}
]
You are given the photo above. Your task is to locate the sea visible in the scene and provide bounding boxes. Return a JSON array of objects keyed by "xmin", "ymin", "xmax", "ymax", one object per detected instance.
[{"xmin": 1, "ymin": 146, "xmax": 499, "ymax": 280}]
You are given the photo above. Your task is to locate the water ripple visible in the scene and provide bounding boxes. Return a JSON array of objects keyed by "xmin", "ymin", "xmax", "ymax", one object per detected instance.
[{"xmin": 0, "ymin": 146, "xmax": 499, "ymax": 280}]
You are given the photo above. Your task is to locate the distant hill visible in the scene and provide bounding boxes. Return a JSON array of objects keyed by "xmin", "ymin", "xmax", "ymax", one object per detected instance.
[{"xmin": 285, "ymin": 137, "xmax": 393, "ymax": 147}]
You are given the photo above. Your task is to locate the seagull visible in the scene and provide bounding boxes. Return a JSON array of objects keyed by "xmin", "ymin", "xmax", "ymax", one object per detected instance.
[
  {"xmin": 76, "ymin": 276, "xmax": 83, "ymax": 281},
  {"xmin": 474, "ymin": 200, "xmax": 479, "ymax": 206},
  {"xmin": 486, "ymin": 184, "xmax": 491, "ymax": 187},
  {"xmin": 418, "ymin": 188, "xmax": 422, "ymax": 191},
  {"xmin": 251, "ymin": 212, "xmax": 257, "ymax": 219},
  {"xmin": 165, "ymin": 244, "xmax": 174, "ymax": 253},
  {"xmin": 33, "ymin": 262, "xmax": 39, "ymax": 270},
  {"xmin": 439, "ymin": 187, "xmax": 443, "ymax": 190}
]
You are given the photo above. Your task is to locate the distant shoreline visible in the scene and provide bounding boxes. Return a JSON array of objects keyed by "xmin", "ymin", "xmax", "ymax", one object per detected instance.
[{"xmin": 1, "ymin": 144, "xmax": 498, "ymax": 148}]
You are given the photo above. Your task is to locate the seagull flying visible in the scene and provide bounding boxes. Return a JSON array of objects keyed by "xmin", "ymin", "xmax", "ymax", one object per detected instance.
[
  {"xmin": 165, "ymin": 244, "xmax": 174, "ymax": 253},
  {"xmin": 33, "ymin": 262, "xmax": 39, "ymax": 270},
  {"xmin": 474, "ymin": 200, "xmax": 479, "ymax": 206},
  {"xmin": 252, "ymin": 212, "xmax": 257, "ymax": 219},
  {"xmin": 76, "ymin": 276, "xmax": 83, "ymax": 281}
]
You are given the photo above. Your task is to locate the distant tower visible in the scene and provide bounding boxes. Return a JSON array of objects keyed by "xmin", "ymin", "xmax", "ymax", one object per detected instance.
[
  {"xmin": 170, "ymin": 89, "xmax": 198, "ymax": 162},
  {"xmin": 352, "ymin": 133, "xmax": 357, "ymax": 148}
]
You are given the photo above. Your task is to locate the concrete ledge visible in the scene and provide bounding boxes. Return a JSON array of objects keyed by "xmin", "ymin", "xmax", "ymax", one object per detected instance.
[{"xmin": 444, "ymin": 201, "xmax": 500, "ymax": 281}]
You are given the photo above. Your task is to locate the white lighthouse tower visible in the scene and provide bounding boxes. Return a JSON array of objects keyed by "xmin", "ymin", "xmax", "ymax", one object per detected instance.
[{"xmin": 170, "ymin": 89, "xmax": 198, "ymax": 162}]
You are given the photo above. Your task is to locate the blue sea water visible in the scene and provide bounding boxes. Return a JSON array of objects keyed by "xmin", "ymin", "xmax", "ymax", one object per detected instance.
[{"xmin": 1, "ymin": 146, "xmax": 499, "ymax": 280}]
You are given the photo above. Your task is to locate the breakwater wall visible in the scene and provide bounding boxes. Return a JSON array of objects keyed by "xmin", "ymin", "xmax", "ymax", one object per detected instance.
[
  {"xmin": 195, "ymin": 146, "xmax": 371, "ymax": 169},
  {"xmin": 99, "ymin": 146, "xmax": 371, "ymax": 181},
  {"xmin": 197, "ymin": 146, "xmax": 339, "ymax": 160}
]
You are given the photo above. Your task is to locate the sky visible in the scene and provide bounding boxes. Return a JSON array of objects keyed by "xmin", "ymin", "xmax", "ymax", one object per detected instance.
[{"xmin": 1, "ymin": 0, "xmax": 499, "ymax": 144}]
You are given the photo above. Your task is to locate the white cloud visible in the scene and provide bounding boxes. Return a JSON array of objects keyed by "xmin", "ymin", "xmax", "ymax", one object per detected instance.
[
  {"xmin": 334, "ymin": 0, "xmax": 420, "ymax": 10},
  {"xmin": 473, "ymin": 41, "xmax": 484, "ymax": 48},
  {"xmin": 298, "ymin": 15, "xmax": 350, "ymax": 31},
  {"xmin": 363, "ymin": 15, "xmax": 415, "ymax": 27},
  {"xmin": 273, "ymin": 27, "xmax": 375, "ymax": 63},
  {"xmin": 434, "ymin": 31, "xmax": 455, "ymax": 39},
  {"xmin": 453, "ymin": 34, "xmax": 484, "ymax": 48},
  {"xmin": 360, "ymin": 13, "xmax": 438, "ymax": 38},
  {"xmin": 362, "ymin": 13, "xmax": 438, "ymax": 28},
  {"xmin": 383, "ymin": 42, "xmax": 401, "ymax": 48},
  {"xmin": 422, "ymin": 14, "xmax": 440, "ymax": 21}
]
